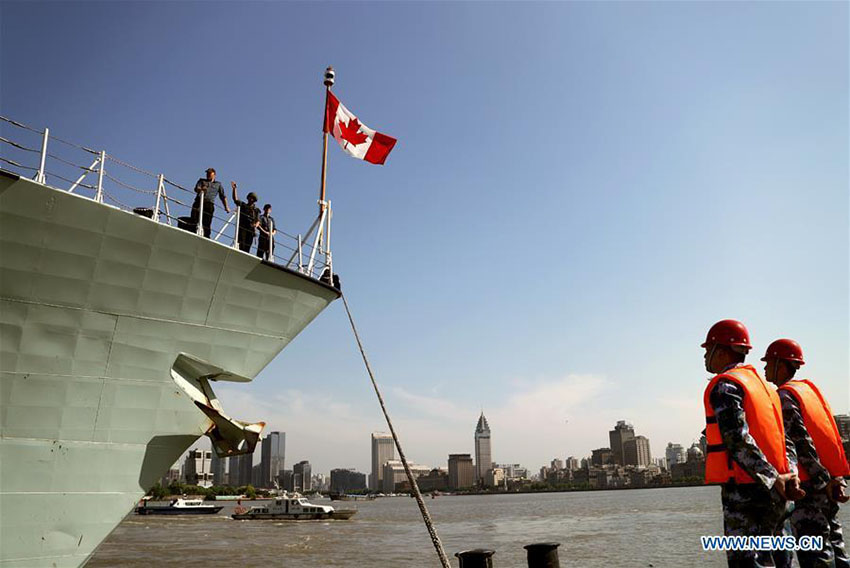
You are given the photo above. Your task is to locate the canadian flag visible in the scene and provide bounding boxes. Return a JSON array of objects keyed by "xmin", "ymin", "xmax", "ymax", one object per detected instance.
[{"xmin": 324, "ymin": 91, "xmax": 397, "ymax": 165}]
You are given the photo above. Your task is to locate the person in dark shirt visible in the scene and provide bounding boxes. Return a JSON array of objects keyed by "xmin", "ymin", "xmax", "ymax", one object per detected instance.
[
  {"xmin": 257, "ymin": 204, "xmax": 276, "ymax": 261},
  {"xmin": 191, "ymin": 168, "xmax": 230, "ymax": 238},
  {"xmin": 230, "ymin": 181, "xmax": 259, "ymax": 253}
]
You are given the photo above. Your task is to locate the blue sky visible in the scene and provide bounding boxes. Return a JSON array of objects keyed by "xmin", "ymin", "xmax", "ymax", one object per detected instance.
[{"xmin": 2, "ymin": 1, "xmax": 847, "ymax": 475}]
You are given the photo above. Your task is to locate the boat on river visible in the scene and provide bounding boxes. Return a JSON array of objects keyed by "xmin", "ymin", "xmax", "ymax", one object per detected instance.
[
  {"xmin": 135, "ymin": 498, "xmax": 223, "ymax": 515},
  {"xmin": 232, "ymin": 492, "xmax": 357, "ymax": 520}
]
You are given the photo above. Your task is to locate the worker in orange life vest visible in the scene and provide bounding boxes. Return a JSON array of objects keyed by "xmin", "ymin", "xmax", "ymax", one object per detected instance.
[
  {"xmin": 702, "ymin": 319, "xmax": 805, "ymax": 567},
  {"xmin": 764, "ymin": 338, "xmax": 850, "ymax": 568}
]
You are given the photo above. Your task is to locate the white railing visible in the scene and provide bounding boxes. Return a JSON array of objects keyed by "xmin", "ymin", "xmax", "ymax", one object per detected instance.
[{"xmin": 0, "ymin": 116, "xmax": 335, "ymax": 286}]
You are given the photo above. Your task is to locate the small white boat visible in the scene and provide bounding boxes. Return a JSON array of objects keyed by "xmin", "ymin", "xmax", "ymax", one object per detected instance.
[
  {"xmin": 135, "ymin": 498, "xmax": 224, "ymax": 515},
  {"xmin": 232, "ymin": 492, "xmax": 356, "ymax": 520}
]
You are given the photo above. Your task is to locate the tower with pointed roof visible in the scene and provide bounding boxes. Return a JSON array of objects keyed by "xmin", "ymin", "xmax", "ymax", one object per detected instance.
[{"xmin": 474, "ymin": 412, "xmax": 492, "ymax": 485}]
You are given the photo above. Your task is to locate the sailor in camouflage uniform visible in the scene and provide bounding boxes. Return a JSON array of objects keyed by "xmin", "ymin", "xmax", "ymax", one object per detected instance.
[
  {"xmin": 702, "ymin": 320, "xmax": 805, "ymax": 568},
  {"xmin": 764, "ymin": 338, "xmax": 850, "ymax": 568}
]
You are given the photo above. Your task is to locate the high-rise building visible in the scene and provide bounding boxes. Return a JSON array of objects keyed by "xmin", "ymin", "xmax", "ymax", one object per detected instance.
[
  {"xmin": 281, "ymin": 469, "xmax": 294, "ymax": 491},
  {"xmin": 231, "ymin": 451, "xmax": 254, "ymax": 487},
  {"xmin": 609, "ymin": 421, "xmax": 635, "ymax": 465},
  {"xmin": 211, "ymin": 452, "xmax": 226, "ymax": 486},
  {"xmin": 474, "ymin": 413, "xmax": 492, "ymax": 485},
  {"xmin": 371, "ymin": 433, "xmax": 395, "ymax": 491},
  {"xmin": 260, "ymin": 431, "xmax": 285, "ymax": 489},
  {"xmin": 624, "ymin": 436, "xmax": 651, "ymax": 467},
  {"xmin": 551, "ymin": 458, "xmax": 564, "ymax": 471},
  {"xmin": 448, "ymin": 454, "xmax": 475, "ymax": 489},
  {"xmin": 183, "ymin": 449, "xmax": 213, "ymax": 488},
  {"xmin": 293, "ymin": 460, "xmax": 312, "ymax": 492},
  {"xmin": 835, "ymin": 414, "xmax": 850, "ymax": 442},
  {"xmin": 329, "ymin": 469, "xmax": 367, "ymax": 493},
  {"xmin": 665, "ymin": 443, "xmax": 686, "ymax": 469},
  {"xmin": 564, "ymin": 456, "xmax": 579, "ymax": 471}
]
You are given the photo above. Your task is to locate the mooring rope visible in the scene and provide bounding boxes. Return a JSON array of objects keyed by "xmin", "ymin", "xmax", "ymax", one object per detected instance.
[{"xmin": 341, "ymin": 293, "xmax": 451, "ymax": 568}]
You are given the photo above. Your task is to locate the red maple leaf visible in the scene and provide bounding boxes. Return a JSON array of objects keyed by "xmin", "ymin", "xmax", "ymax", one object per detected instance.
[{"xmin": 337, "ymin": 117, "xmax": 369, "ymax": 146}]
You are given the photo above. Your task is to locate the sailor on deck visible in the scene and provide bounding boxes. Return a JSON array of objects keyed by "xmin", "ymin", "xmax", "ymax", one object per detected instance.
[
  {"xmin": 192, "ymin": 167, "xmax": 230, "ymax": 238},
  {"xmin": 230, "ymin": 181, "xmax": 259, "ymax": 253},
  {"xmin": 701, "ymin": 319, "xmax": 804, "ymax": 567},
  {"xmin": 764, "ymin": 338, "xmax": 850, "ymax": 568}
]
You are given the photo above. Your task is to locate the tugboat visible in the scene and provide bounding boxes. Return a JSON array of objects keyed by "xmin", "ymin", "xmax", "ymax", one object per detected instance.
[
  {"xmin": 232, "ymin": 492, "xmax": 356, "ymax": 520},
  {"xmin": 135, "ymin": 498, "xmax": 224, "ymax": 515}
]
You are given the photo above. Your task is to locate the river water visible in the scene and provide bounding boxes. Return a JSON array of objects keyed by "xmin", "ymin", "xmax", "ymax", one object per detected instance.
[{"xmin": 88, "ymin": 486, "xmax": 850, "ymax": 567}]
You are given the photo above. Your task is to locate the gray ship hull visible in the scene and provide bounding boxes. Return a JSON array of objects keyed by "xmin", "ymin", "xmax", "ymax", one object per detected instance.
[{"xmin": 0, "ymin": 171, "xmax": 339, "ymax": 566}]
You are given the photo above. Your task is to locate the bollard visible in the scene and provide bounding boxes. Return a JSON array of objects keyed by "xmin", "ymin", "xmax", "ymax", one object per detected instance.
[
  {"xmin": 524, "ymin": 542, "xmax": 560, "ymax": 568},
  {"xmin": 455, "ymin": 549, "xmax": 495, "ymax": 568}
]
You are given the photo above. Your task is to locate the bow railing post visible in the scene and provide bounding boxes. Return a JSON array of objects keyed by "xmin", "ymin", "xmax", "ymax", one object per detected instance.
[
  {"xmin": 36, "ymin": 127, "xmax": 49, "ymax": 184},
  {"xmin": 96, "ymin": 150, "xmax": 106, "ymax": 203},
  {"xmin": 232, "ymin": 205, "xmax": 241, "ymax": 248},
  {"xmin": 153, "ymin": 174, "xmax": 164, "ymax": 222},
  {"xmin": 197, "ymin": 193, "xmax": 205, "ymax": 237}
]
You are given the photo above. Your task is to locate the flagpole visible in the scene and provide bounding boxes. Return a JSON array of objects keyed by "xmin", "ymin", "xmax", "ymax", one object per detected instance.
[{"xmin": 320, "ymin": 66, "xmax": 335, "ymax": 214}]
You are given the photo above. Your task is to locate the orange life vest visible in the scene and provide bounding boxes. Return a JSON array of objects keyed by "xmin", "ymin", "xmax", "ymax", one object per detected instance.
[
  {"xmin": 703, "ymin": 365, "xmax": 790, "ymax": 484},
  {"xmin": 778, "ymin": 379, "xmax": 850, "ymax": 480}
]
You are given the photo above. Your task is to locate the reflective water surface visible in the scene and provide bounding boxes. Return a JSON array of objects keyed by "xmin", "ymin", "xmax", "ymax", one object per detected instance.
[{"xmin": 88, "ymin": 486, "xmax": 850, "ymax": 567}]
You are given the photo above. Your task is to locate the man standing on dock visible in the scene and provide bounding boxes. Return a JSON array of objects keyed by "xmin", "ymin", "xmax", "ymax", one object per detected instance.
[
  {"xmin": 701, "ymin": 319, "xmax": 804, "ymax": 567},
  {"xmin": 192, "ymin": 168, "xmax": 230, "ymax": 238},
  {"xmin": 764, "ymin": 338, "xmax": 850, "ymax": 568}
]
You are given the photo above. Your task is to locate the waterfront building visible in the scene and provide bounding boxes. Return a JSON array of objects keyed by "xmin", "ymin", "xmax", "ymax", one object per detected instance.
[
  {"xmin": 551, "ymin": 458, "xmax": 564, "ymax": 471},
  {"xmin": 382, "ymin": 460, "xmax": 431, "ymax": 493},
  {"xmin": 474, "ymin": 412, "xmax": 492, "ymax": 485},
  {"xmin": 183, "ymin": 449, "xmax": 213, "ymax": 488},
  {"xmin": 835, "ymin": 414, "xmax": 850, "ymax": 441},
  {"xmin": 671, "ymin": 444, "xmax": 706, "ymax": 481},
  {"xmin": 160, "ymin": 464, "xmax": 181, "ymax": 488},
  {"xmin": 293, "ymin": 460, "xmax": 312, "ymax": 492},
  {"xmin": 329, "ymin": 468, "xmax": 367, "ymax": 493},
  {"xmin": 564, "ymin": 456, "xmax": 579, "ymax": 471},
  {"xmin": 417, "ymin": 468, "xmax": 449, "ymax": 492},
  {"xmin": 484, "ymin": 467, "xmax": 505, "ymax": 488},
  {"xmin": 591, "ymin": 447, "xmax": 614, "ymax": 466},
  {"xmin": 665, "ymin": 443, "xmax": 686, "ymax": 469},
  {"xmin": 448, "ymin": 454, "xmax": 475, "ymax": 489},
  {"xmin": 370, "ymin": 433, "xmax": 395, "ymax": 491},
  {"xmin": 494, "ymin": 463, "xmax": 528, "ymax": 480},
  {"xmin": 260, "ymin": 431, "xmax": 285, "ymax": 489},
  {"xmin": 624, "ymin": 436, "xmax": 651, "ymax": 467},
  {"xmin": 312, "ymin": 473, "xmax": 327, "ymax": 492},
  {"xmin": 609, "ymin": 420, "xmax": 635, "ymax": 465}
]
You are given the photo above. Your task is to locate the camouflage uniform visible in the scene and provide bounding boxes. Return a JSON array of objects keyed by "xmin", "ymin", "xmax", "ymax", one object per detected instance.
[
  {"xmin": 780, "ymin": 388, "xmax": 850, "ymax": 568},
  {"xmin": 710, "ymin": 377, "xmax": 798, "ymax": 567}
]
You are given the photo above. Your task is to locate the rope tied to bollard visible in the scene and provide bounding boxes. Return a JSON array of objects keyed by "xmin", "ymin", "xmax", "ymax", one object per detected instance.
[{"xmin": 341, "ymin": 292, "xmax": 451, "ymax": 568}]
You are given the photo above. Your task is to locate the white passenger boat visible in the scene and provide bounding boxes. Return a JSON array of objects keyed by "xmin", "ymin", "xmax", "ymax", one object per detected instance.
[
  {"xmin": 135, "ymin": 498, "xmax": 224, "ymax": 515},
  {"xmin": 232, "ymin": 492, "xmax": 357, "ymax": 520}
]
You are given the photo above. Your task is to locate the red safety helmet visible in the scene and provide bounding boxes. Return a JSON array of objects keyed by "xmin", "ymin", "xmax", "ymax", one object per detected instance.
[
  {"xmin": 701, "ymin": 319, "xmax": 752, "ymax": 350},
  {"xmin": 761, "ymin": 338, "xmax": 805, "ymax": 365}
]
